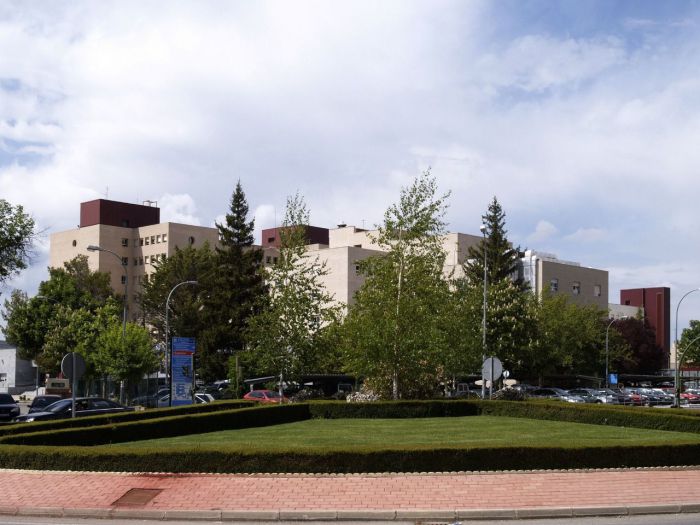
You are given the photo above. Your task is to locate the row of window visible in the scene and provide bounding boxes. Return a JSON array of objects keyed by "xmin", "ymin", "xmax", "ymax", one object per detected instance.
[
  {"xmin": 265, "ymin": 255, "xmax": 279, "ymax": 264},
  {"xmin": 550, "ymin": 279, "xmax": 602, "ymax": 297},
  {"xmin": 120, "ymin": 234, "xmax": 168, "ymax": 247},
  {"xmin": 134, "ymin": 253, "xmax": 166, "ymax": 266}
]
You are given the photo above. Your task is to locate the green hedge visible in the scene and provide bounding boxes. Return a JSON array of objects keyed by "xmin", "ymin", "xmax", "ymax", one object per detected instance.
[
  {"xmin": 0, "ymin": 404, "xmax": 310, "ymax": 447},
  {"xmin": 0, "ymin": 400, "xmax": 253, "ymax": 438},
  {"xmin": 3, "ymin": 400, "xmax": 700, "ymax": 473},
  {"xmin": 1, "ymin": 441, "xmax": 699, "ymax": 473}
]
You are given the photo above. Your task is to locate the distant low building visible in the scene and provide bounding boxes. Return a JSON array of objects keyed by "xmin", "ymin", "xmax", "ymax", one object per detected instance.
[{"xmin": 0, "ymin": 341, "xmax": 35, "ymax": 395}]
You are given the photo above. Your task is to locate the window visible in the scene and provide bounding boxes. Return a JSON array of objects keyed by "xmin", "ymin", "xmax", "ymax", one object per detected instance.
[
  {"xmin": 156, "ymin": 234, "xmax": 161, "ymax": 243},
  {"xmin": 550, "ymin": 279, "xmax": 559, "ymax": 292},
  {"xmin": 266, "ymin": 256, "xmax": 272, "ymax": 264},
  {"xmin": 594, "ymin": 285, "xmax": 602, "ymax": 297},
  {"xmin": 121, "ymin": 275, "xmax": 126, "ymax": 285},
  {"xmin": 121, "ymin": 238, "xmax": 128, "ymax": 247},
  {"xmin": 133, "ymin": 258, "xmax": 138, "ymax": 266},
  {"xmin": 355, "ymin": 264, "xmax": 361, "ymax": 275},
  {"xmin": 161, "ymin": 253, "xmax": 166, "ymax": 261},
  {"xmin": 267, "ymin": 236, "xmax": 275, "ymax": 243},
  {"xmin": 145, "ymin": 255, "xmax": 150, "ymax": 264},
  {"xmin": 121, "ymin": 257, "xmax": 128, "ymax": 266},
  {"xmin": 139, "ymin": 256, "xmax": 143, "ymax": 265},
  {"xmin": 140, "ymin": 238, "xmax": 144, "ymax": 246},
  {"xmin": 572, "ymin": 282, "xmax": 581, "ymax": 295},
  {"xmin": 145, "ymin": 237, "xmax": 150, "ymax": 245},
  {"xmin": 273, "ymin": 257, "xmax": 278, "ymax": 264},
  {"xmin": 162, "ymin": 233, "xmax": 167, "ymax": 242},
  {"xmin": 72, "ymin": 240, "xmax": 77, "ymax": 247},
  {"xmin": 150, "ymin": 235, "xmax": 155, "ymax": 244},
  {"xmin": 625, "ymin": 299, "xmax": 630, "ymax": 305},
  {"xmin": 188, "ymin": 236, "xmax": 195, "ymax": 245}
]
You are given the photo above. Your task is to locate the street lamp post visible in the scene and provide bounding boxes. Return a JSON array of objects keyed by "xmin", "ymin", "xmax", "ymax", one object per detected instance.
[
  {"xmin": 605, "ymin": 316, "xmax": 628, "ymax": 389},
  {"xmin": 87, "ymin": 245, "xmax": 128, "ymax": 403},
  {"xmin": 87, "ymin": 245, "xmax": 127, "ymax": 338},
  {"xmin": 676, "ymin": 334, "xmax": 700, "ymax": 407},
  {"xmin": 166, "ymin": 280, "xmax": 198, "ymax": 407},
  {"xmin": 674, "ymin": 288, "xmax": 700, "ymax": 408},
  {"xmin": 480, "ymin": 223, "xmax": 487, "ymax": 399}
]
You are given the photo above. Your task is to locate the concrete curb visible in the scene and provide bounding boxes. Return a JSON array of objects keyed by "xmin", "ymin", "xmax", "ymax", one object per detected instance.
[{"xmin": 5, "ymin": 503, "xmax": 700, "ymax": 521}]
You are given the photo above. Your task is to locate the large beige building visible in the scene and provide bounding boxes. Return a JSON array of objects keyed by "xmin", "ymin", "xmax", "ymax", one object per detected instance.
[
  {"xmin": 50, "ymin": 201, "xmax": 610, "ymax": 318},
  {"xmin": 50, "ymin": 199, "xmax": 219, "ymax": 319}
]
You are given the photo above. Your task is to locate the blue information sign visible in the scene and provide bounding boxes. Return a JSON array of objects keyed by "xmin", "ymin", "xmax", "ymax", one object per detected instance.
[
  {"xmin": 609, "ymin": 373, "xmax": 618, "ymax": 385},
  {"xmin": 172, "ymin": 337, "xmax": 196, "ymax": 353},
  {"xmin": 171, "ymin": 337, "xmax": 196, "ymax": 406}
]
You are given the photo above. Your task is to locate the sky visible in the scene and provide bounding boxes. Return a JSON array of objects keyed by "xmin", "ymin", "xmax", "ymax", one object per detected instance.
[{"xmin": 2, "ymin": 0, "xmax": 700, "ymax": 333}]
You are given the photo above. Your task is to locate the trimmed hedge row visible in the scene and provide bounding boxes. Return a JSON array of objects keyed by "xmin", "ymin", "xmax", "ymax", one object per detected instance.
[
  {"xmin": 3, "ymin": 400, "xmax": 700, "ymax": 473},
  {"xmin": 0, "ymin": 404, "xmax": 310, "ymax": 446},
  {"xmin": 1, "ymin": 441, "xmax": 699, "ymax": 473},
  {"xmin": 0, "ymin": 400, "xmax": 253, "ymax": 438}
]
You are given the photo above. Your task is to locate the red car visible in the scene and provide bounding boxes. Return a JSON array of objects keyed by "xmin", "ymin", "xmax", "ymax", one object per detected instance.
[
  {"xmin": 243, "ymin": 390, "xmax": 287, "ymax": 404},
  {"xmin": 681, "ymin": 391, "xmax": 700, "ymax": 404}
]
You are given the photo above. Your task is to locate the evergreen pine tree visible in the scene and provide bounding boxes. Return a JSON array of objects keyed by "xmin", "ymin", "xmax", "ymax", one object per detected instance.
[
  {"xmin": 464, "ymin": 197, "xmax": 523, "ymax": 287},
  {"xmin": 198, "ymin": 181, "xmax": 266, "ymax": 381}
]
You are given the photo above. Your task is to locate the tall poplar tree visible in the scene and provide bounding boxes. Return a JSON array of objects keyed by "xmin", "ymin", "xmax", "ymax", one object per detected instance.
[
  {"xmin": 342, "ymin": 171, "xmax": 452, "ymax": 399},
  {"xmin": 245, "ymin": 193, "xmax": 340, "ymax": 384},
  {"xmin": 198, "ymin": 181, "xmax": 266, "ymax": 381}
]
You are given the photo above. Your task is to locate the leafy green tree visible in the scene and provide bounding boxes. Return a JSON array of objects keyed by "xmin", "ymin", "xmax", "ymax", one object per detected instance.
[
  {"xmin": 464, "ymin": 197, "xmax": 522, "ymax": 287},
  {"xmin": 523, "ymin": 293, "xmax": 608, "ymax": 383},
  {"xmin": 613, "ymin": 317, "xmax": 665, "ymax": 374},
  {"xmin": 2, "ymin": 256, "xmax": 116, "ymax": 372},
  {"xmin": 342, "ymin": 171, "xmax": 452, "ymax": 399},
  {"xmin": 198, "ymin": 182, "xmax": 266, "ymax": 381},
  {"xmin": 139, "ymin": 245, "xmax": 213, "ymax": 349},
  {"xmin": 94, "ymin": 322, "xmax": 159, "ymax": 399},
  {"xmin": 679, "ymin": 320, "xmax": 700, "ymax": 365},
  {"xmin": 245, "ymin": 193, "xmax": 341, "ymax": 384},
  {"xmin": 0, "ymin": 199, "xmax": 35, "ymax": 287}
]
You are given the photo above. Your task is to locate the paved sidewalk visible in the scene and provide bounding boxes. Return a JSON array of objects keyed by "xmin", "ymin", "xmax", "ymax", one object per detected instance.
[{"xmin": 1, "ymin": 467, "xmax": 700, "ymax": 521}]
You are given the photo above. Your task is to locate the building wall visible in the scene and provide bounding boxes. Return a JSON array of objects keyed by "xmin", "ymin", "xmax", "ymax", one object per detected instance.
[
  {"xmin": 537, "ymin": 259, "xmax": 608, "ymax": 309},
  {"xmin": 50, "ymin": 215, "xmax": 220, "ymax": 320},
  {"xmin": 262, "ymin": 225, "xmax": 329, "ymax": 248},
  {"xmin": 80, "ymin": 199, "xmax": 160, "ymax": 228},
  {"xmin": 0, "ymin": 343, "xmax": 35, "ymax": 394},
  {"xmin": 620, "ymin": 287, "xmax": 671, "ymax": 364}
]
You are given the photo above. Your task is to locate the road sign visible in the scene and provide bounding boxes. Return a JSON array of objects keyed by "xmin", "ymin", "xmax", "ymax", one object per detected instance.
[
  {"xmin": 60, "ymin": 352, "xmax": 86, "ymax": 381},
  {"xmin": 172, "ymin": 337, "xmax": 196, "ymax": 353},
  {"xmin": 482, "ymin": 356, "xmax": 503, "ymax": 381},
  {"xmin": 609, "ymin": 373, "xmax": 618, "ymax": 385}
]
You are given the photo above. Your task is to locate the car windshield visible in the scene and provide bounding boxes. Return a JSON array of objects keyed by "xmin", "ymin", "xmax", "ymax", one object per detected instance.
[
  {"xmin": 0, "ymin": 394, "xmax": 15, "ymax": 404},
  {"xmin": 266, "ymin": 391, "xmax": 282, "ymax": 398},
  {"xmin": 44, "ymin": 399, "xmax": 72, "ymax": 413}
]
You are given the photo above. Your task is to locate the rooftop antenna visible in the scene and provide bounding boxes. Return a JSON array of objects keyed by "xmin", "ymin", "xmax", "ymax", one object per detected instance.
[
  {"xmin": 362, "ymin": 219, "xmax": 365, "ymax": 229},
  {"xmin": 104, "ymin": 186, "xmax": 109, "ymax": 199}
]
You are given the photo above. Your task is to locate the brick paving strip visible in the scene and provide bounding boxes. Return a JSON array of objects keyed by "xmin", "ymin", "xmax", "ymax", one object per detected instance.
[{"xmin": 1, "ymin": 467, "xmax": 700, "ymax": 521}]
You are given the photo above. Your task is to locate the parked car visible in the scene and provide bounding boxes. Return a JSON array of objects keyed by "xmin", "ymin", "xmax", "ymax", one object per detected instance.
[
  {"xmin": 596, "ymin": 388, "xmax": 630, "ymax": 405},
  {"xmin": 567, "ymin": 388, "xmax": 603, "ymax": 403},
  {"xmin": 243, "ymin": 389, "xmax": 287, "ymax": 404},
  {"xmin": 132, "ymin": 388, "xmax": 170, "ymax": 408},
  {"xmin": 681, "ymin": 391, "xmax": 700, "ymax": 404},
  {"xmin": 28, "ymin": 394, "xmax": 63, "ymax": 413},
  {"xmin": 528, "ymin": 388, "xmax": 585, "ymax": 403},
  {"xmin": 15, "ymin": 397, "xmax": 134, "ymax": 422},
  {"xmin": 195, "ymin": 393, "xmax": 215, "ymax": 404},
  {"xmin": 0, "ymin": 393, "xmax": 20, "ymax": 422}
]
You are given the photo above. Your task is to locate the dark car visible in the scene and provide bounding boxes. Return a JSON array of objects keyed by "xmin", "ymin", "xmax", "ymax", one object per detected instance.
[
  {"xmin": 15, "ymin": 397, "xmax": 134, "ymax": 422},
  {"xmin": 28, "ymin": 395, "xmax": 63, "ymax": 413},
  {"xmin": 0, "ymin": 393, "xmax": 20, "ymax": 421},
  {"xmin": 528, "ymin": 387, "xmax": 585, "ymax": 403}
]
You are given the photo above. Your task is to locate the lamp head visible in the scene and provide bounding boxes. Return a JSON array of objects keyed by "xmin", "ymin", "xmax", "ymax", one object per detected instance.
[
  {"xmin": 479, "ymin": 224, "xmax": 487, "ymax": 234},
  {"xmin": 87, "ymin": 245, "xmax": 102, "ymax": 252}
]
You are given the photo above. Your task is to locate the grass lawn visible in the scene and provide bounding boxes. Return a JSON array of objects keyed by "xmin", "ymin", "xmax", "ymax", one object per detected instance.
[{"xmin": 109, "ymin": 416, "xmax": 700, "ymax": 450}]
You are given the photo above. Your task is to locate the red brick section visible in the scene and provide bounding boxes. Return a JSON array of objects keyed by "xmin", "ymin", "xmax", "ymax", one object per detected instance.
[{"xmin": 1, "ymin": 468, "xmax": 700, "ymax": 512}]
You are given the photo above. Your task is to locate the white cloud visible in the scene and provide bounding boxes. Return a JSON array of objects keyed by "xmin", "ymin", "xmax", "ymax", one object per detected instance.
[
  {"xmin": 527, "ymin": 220, "xmax": 558, "ymax": 243},
  {"xmin": 158, "ymin": 194, "xmax": 201, "ymax": 225},
  {"xmin": 563, "ymin": 228, "xmax": 607, "ymax": 243}
]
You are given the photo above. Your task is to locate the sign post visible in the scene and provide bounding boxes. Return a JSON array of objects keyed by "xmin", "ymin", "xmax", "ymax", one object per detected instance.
[
  {"xmin": 61, "ymin": 352, "xmax": 86, "ymax": 418},
  {"xmin": 171, "ymin": 337, "xmax": 196, "ymax": 406},
  {"xmin": 481, "ymin": 356, "xmax": 503, "ymax": 400}
]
